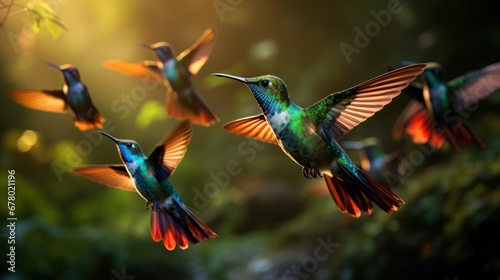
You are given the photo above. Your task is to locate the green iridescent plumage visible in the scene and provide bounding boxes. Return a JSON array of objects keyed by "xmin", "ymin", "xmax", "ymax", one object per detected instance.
[
  {"xmin": 104, "ymin": 28, "xmax": 219, "ymax": 126},
  {"xmin": 393, "ymin": 61, "xmax": 500, "ymax": 151},
  {"xmin": 73, "ymin": 121, "xmax": 216, "ymax": 250},
  {"xmin": 214, "ymin": 63, "xmax": 425, "ymax": 217},
  {"xmin": 9, "ymin": 62, "xmax": 105, "ymax": 131}
]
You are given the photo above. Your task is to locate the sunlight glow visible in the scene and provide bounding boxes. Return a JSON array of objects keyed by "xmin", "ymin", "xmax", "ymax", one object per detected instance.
[{"xmin": 17, "ymin": 130, "xmax": 38, "ymax": 152}]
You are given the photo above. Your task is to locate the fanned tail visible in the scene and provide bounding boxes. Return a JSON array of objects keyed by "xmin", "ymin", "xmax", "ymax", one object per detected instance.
[
  {"xmin": 443, "ymin": 121, "xmax": 486, "ymax": 152},
  {"xmin": 166, "ymin": 87, "xmax": 219, "ymax": 127},
  {"xmin": 324, "ymin": 165, "xmax": 404, "ymax": 218},
  {"xmin": 73, "ymin": 106, "xmax": 105, "ymax": 131},
  {"xmin": 150, "ymin": 197, "xmax": 217, "ymax": 251},
  {"xmin": 397, "ymin": 101, "xmax": 485, "ymax": 151}
]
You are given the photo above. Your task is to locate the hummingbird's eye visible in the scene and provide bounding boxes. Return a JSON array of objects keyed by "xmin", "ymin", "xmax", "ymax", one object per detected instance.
[{"xmin": 261, "ymin": 80, "xmax": 271, "ymax": 87}]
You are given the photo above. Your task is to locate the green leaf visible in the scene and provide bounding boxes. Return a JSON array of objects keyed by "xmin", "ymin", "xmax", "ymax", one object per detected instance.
[{"xmin": 27, "ymin": 0, "xmax": 66, "ymax": 38}]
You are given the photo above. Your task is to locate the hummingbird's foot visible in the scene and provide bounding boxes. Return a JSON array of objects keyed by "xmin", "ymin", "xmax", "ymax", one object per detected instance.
[
  {"xmin": 145, "ymin": 201, "xmax": 154, "ymax": 211},
  {"xmin": 302, "ymin": 166, "xmax": 322, "ymax": 179}
]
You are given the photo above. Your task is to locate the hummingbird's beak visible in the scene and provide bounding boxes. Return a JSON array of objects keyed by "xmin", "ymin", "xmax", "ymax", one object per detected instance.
[
  {"xmin": 212, "ymin": 73, "xmax": 248, "ymax": 83},
  {"xmin": 46, "ymin": 62, "xmax": 61, "ymax": 70},
  {"xmin": 100, "ymin": 131, "xmax": 120, "ymax": 143},
  {"xmin": 140, "ymin": 43, "xmax": 153, "ymax": 49}
]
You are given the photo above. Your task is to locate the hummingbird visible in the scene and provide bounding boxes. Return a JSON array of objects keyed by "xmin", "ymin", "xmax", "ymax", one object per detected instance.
[
  {"xmin": 393, "ymin": 62, "xmax": 500, "ymax": 151},
  {"xmin": 104, "ymin": 27, "xmax": 219, "ymax": 126},
  {"xmin": 213, "ymin": 64, "xmax": 426, "ymax": 218},
  {"xmin": 343, "ymin": 137, "xmax": 397, "ymax": 180},
  {"xmin": 73, "ymin": 121, "xmax": 217, "ymax": 250},
  {"xmin": 9, "ymin": 62, "xmax": 105, "ymax": 131}
]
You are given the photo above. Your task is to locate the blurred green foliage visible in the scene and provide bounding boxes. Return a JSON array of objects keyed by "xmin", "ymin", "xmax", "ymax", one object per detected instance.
[{"xmin": 1, "ymin": 0, "xmax": 500, "ymax": 279}]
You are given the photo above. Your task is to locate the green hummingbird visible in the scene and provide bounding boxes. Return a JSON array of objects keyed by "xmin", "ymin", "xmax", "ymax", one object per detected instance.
[
  {"xmin": 213, "ymin": 64, "xmax": 425, "ymax": 218},
  {"xmin": 393, "ymin": 61, "xmax": 500, "ymax": 151},
  {"xmin": 73, "ymin": 121, "xmax": 217, "ymax": 250},
  {"xmin": 9, "ymin": 62, "xmax": 105, "ymax": 131},
  {"xmin": 104, "ymin": 28, "xmax": 219, "ymax": 126}
]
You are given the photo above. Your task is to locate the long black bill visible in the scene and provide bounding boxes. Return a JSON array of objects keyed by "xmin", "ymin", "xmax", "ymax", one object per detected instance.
[
  {"xmin": 99, "ymin": 131, "xmax": 120, "ymax": 143},
  {"xmin": 212, "ymin": 73, "xmax": 248, "ymax": 83},
  {"xmin": 46, "ymin": 62, "xmax": 62, "ymax": 70}
]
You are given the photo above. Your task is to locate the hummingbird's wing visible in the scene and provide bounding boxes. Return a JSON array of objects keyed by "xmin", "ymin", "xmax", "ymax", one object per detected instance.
[
  {"xmin": 148, "ymin": 120, "xmax": 191, "ymax": 176},
  {"xmin": 450, "ymin": 61, "xmax": 500, "ymax": 110},
  {"xmin": 177, "ymin": 27, "xmax": 216, "ymax": 76},
  {"xmin": 10, "ymin": 90, "xmax": 67, "ymax": 113},
  {"xmin": 391, "ymin": 100, "xmax": 445, "ymax": 148},
  {"xmin": 392, "ymin": 100, "xmax": 427, "ymax": 140},
  {"xmin": 223, "ymin": 114, "xmax": 279, "ymax": 145},
  {"xmin": 402, "ymin": 82, "xmax": 426, "ymax": 105},
  {"xmin": 305, "ymin": 64, "xmax": 425, "ymax": 142},
  {"xmin": 103, "ymin": 60, "xmax": 164, "ymax": 83},
  {"xmin": 73, "ymin": 165, "xmax": 136, "ymax": 192}
]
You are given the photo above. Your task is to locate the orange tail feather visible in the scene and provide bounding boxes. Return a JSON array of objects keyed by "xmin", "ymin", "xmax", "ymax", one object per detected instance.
[
  {"xmin": 150, "ymin": 197, "xmax": 217, "ymax": 251},
  {"xmin": 165, "ymin": 88, "xmax": 218, "ymax": 126},
  {"xmin": 73, "ymin": 106, "xmax": 105, "ymax": 131}
]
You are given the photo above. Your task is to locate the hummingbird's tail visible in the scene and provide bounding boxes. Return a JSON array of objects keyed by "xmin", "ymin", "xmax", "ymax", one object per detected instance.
[
  {"xmin": 324, "ymin": 165, "xmax": 404, "ymax": 218},
  {"xmin": 150, "ymin": 197, "xmax": 217, "ymax": 251},
  {"xmin": 73, "ymin": 105, "xmax": 105, "ymax": 131},
  {"xmin": 394, "ymin": 100, "xmax": 485, "ymax": 151},
  {"xmin": 440, "ymin": 121, "xmax": 486, "ymax": 152},
  {"xmin": 165, "ymin": 87, "xmax": 219, "ymax": 126}
]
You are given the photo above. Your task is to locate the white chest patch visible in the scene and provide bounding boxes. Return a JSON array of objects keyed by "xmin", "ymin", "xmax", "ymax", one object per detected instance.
[
  {"xmin": 165, "ymin": 59, "xmax": 176, "ymax": 70},
  {"xmin": 64, "ymin": 83, "xmax": 85, "ymax": 94},
  {"xmin": 125, "ymin": 161, "xmax": 140, "ymax": 175},
  {"xmin": 267, "ymin": 111, "xmax": 291, "ymax": 134}
]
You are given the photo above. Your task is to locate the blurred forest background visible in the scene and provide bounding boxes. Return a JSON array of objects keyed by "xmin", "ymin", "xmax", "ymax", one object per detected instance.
[{"xmin": 1, "ymin": 0, "xmax": 500, "ymax": 279}]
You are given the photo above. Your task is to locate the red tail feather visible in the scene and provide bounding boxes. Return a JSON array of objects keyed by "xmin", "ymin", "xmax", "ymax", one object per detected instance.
[
  {"xmin": 150, "ymin": 197, "xmax": 217, "ymax": 251},
  {"xmin": 446, "ymin": 122, "xmax": 486, "ymax": 152},
  {"xmin": 324, "ymin": 165, "xmax": 404, "ymax": 218}
]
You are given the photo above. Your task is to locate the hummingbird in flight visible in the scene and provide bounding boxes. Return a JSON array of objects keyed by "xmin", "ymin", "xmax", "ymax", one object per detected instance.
[
  {"xmin": 393, "ymin": 62, "xmax": 500, "ymax": 151},
  {"xmin": 213, "ymin": 64, "xmax": 425, "ymax": 218},
  {"xmin": 343, "ymin": 137, "xmax": 398, "ymax": 180},
  {"xmin": 9, "ymin": 62, "xmax": 105, "ymax": 131},
  {"xmin": 104, "ymin": 27, "xmax": 219, "ymax": 126},
  {"xmin": 73, "ymin": 121, "xmax": 217, "ymax": 250}
]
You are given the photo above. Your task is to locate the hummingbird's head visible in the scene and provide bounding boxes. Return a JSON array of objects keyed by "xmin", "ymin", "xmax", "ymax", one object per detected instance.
[
  {"xmin": 47, "ymin": 62, "xmax": 81, "ymax": 84},
  {"xmin": 100, "ymin": 131, "xmax": 145, "ymax": 164},
  {"xmin": 422, "ymin": 62, "xmax": 444, "ymax": 87},
  {"xmin": 402, "ymin": 61, "xmax": 444, "ymax": 87},
  {"xmin": 212, "ymin": 73, "xmax": 290, "ymax": 113},
  {"xmin": 141, "ymin": 42, "xmax": 175, "ymax": 62}
]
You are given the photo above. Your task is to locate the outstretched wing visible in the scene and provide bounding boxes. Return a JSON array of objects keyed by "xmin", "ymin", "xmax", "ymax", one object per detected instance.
[
  {"xmin": 450, "ymin": 61, "xmax": 500, "ymax": 110},
  {"xmin": 73, "ymin": 165, "xmax": 136, "ymax": 192},
  {"xmin": 148, "ymin": 120, "xmax": 192, "ymax": 176},
  {"xmin": 305, "ymin": 64, "xmax": 425, "ymax": 142},
  {"xmin": 223, "ymin": 114, "xmax": 279, "ymax": 145},
  {"xmin": 178, "ymin": 27, "xmax": 216, "ymax": 76},
  {"xmin": 10, "ymin": 90, "xmax": 67, "ymax": 113},
  {"xmin": 104, "ymin": 60, "xmax": 164, "ymax": 83}
]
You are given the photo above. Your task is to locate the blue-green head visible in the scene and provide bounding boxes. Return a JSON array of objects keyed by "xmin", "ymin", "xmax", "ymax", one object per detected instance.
[
  {"xmin": 141, "ymin": 42, "xmax": 175, "ymax": 62},
  {"xmin": 100, "ymin": 131, "xmax": 145, "ymax": 164},
  {"xmin": 422, "ymin": 62, "xmax": 445, "ymax": 87},
  {"xmin": 47, "ymin": 62, "xmax": 81, "ymax": 86},
  {"xmin": 213, "ymin": 73, "xmax": 290, "ymax": 113}
]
